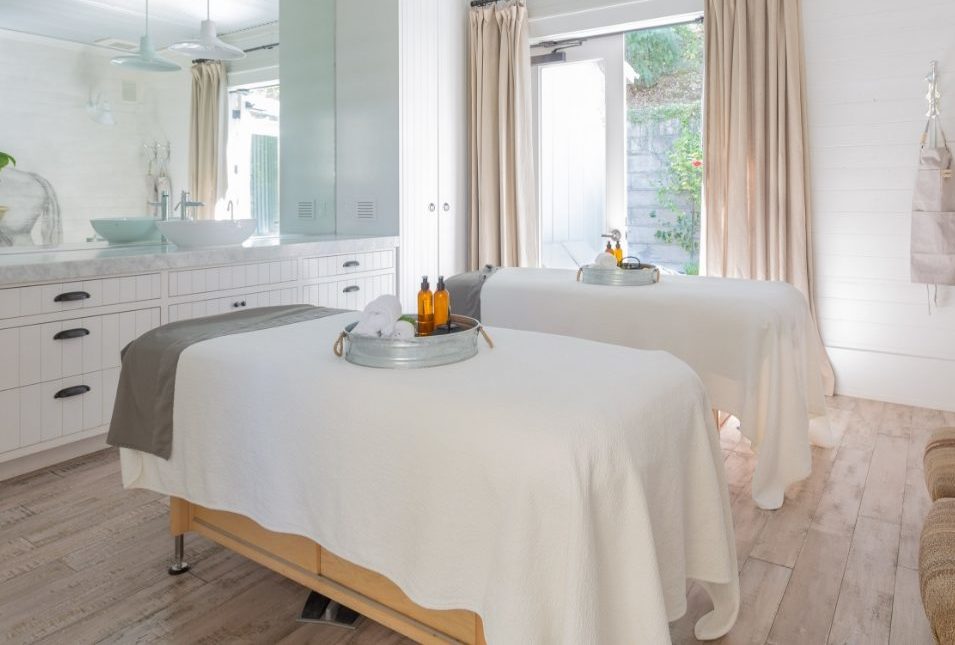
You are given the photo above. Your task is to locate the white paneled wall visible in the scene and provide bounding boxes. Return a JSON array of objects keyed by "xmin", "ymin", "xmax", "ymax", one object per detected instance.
[
  {"xmin": 0, "ymin": 30, "xmax": 191, "ymax": 244},
  {"xmin": 803, "ymin": 0, "xmax": 955, "ymax": 411}
]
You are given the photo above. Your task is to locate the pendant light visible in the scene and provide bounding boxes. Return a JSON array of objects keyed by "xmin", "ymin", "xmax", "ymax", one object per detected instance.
[
  {"xmin": 111, "ymin": 0, "xmax": 182, "ymax": 72},
  {"xmin": 168, "ymin": 0, "xmax": 246, "ymax": 61}
]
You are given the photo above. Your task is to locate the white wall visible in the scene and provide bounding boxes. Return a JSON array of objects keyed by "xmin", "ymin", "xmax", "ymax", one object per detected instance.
[
  {"xmin": 279, "ymin": 0, "xmax": 336, "ymax": 235},
  {"xmin": 335, "ymin": 0, "xmax": 400, "ymax": 237},
  {"xmin": 527, "ymin": 0, "xmax": 703, "ymax": 40},
  {"xmin": 0, "ymin": 29, "xmax": 190, "ymax": 244},
  {"xmin": 803, "ymin": 0, "xmax": 955, "ymax": 412}
]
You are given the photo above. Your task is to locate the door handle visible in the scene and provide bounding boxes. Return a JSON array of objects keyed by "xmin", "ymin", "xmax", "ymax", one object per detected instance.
[
  {"xmin": 53, "ymin": 328, "xmax": 90, "ymax": 341},
  {"xmin": 54, "ymin": 385, "xmax": 91, "ymax": 399},
  {"xmin": 443, "ymin": 203, "xmax": 450, "ymax": 212},
  {"xmin": 54, "ymin": 291, "xmax": 91, "ymax": 303},
  {"xmin": 342, "ymin": 260, "xmax": 360, "ymax": 268},
  {"xmin": 428, "ymin": 203, "xmax": 436, "ymax": 212},
  {"xmin": 342, "ymin": 286, "xmax": 360, "ymax": 294}
]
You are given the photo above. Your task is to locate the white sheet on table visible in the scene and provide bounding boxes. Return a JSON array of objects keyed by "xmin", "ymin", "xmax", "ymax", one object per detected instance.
[
  {"xmin": 121, "ymin": 313, "xmax": 739, "ymax": 644},
  {"xmin": 480, "ymin": 268, "xmax": 834, "ymax": 510}
]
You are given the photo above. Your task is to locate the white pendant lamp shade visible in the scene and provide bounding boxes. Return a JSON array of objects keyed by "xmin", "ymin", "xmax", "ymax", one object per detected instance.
[
  {"xmin": 111, "ymin": 0, "xmax": 181, "ymax": 72},
  {"xmin": 169, "ymin": 1, "xmax": 246, "ymax": 61},
  {"xmin": 112, "ymin": 34, "xmax": 181, "ymax": 72}
]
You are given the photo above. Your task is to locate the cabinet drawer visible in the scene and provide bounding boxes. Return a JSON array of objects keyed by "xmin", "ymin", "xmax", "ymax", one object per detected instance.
[
  {"xmin": 303, "ymin": 273, "xmax": 396, "ymax": 311},
  {"xmin": 302, "ymin": 250, "xmax": 395, "ymax": 280},
  {"xmin": 0, "ymin": 368, "xmax": 119, "ymax": 453},
  {"xmin": 169, "ymin": 260, "xmax": 298, "ymax": 298},
  {"xmin": 0, "ymin": 308, "xmax": 161, "ymax": 391},
  {"xmin": 0, "ymin": 275, "xmax": 161, "ymax": 320},
  {"xmin": 167, "ymin": 286, "xmax": 300, "ymax": 323}
]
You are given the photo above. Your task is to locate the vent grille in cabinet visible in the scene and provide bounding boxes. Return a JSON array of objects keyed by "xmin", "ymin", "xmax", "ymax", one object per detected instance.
[
  {"xmin": 356, "ymin": 200, "xmax": 377, "ymax": 221},
  {"xmin": 297, "ymin": 201, "xmax": 316, "ymax": 220}
]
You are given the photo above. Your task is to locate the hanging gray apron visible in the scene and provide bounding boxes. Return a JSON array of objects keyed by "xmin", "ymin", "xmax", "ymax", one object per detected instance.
[{"xmin": 911, "ymin": 122, "xmax": 955, "ymax": 286}]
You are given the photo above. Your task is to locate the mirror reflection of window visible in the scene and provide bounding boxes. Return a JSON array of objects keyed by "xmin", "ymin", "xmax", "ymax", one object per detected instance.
[{"xmin": 227, "ymin": 83, "xmax": 280, "ymax": 236}]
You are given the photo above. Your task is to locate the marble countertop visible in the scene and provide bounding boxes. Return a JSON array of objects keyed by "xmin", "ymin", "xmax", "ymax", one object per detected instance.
[{"xmin": 0, "ymin": 234, "xmax": 399, "ymax": 286}]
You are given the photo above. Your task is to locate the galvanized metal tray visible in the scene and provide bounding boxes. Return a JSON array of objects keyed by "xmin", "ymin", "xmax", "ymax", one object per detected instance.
[
  {"xmin": 333, "ymin": 314, "xmax": 493, "ymax": 369},
  {"xmin": 576, "ymin": 262, "xmax": 660, "ymax": 287}
]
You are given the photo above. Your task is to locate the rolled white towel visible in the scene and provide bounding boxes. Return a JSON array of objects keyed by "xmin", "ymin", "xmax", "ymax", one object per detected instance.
[
  {"xmin": 391, "ymin": 319, "xmax": 416, "ymax": 340},
  {"xmin": 352, "ymin": 294, "xmax": 403, "ymax": 337},
  {"xmin": 593, "ymin": 253, "xmax": 618, "ymax": 269}
]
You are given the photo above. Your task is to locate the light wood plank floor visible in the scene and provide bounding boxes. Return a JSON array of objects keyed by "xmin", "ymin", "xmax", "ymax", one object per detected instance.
[{"xmin": 0, "ymin": 396, "xmax": 949, "ymax": 644}]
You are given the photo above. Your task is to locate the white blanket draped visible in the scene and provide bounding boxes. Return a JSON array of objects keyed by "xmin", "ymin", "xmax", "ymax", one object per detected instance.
[
  {"xmin": 121, "ymin": 313, "xmax": 739, "ymax": 644},
  {"xmin": 480, "ymin": 268, "xmax": 833, "ymax": 510}
]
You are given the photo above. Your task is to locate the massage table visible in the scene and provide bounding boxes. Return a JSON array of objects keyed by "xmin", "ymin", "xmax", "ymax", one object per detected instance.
[
  {"xmin": 110, "ymin": 306, "xmax": 739, "ymax": 644},
  {"xmin": 448, "ymin": 268, "xmax": 834, "ymax": 510}
]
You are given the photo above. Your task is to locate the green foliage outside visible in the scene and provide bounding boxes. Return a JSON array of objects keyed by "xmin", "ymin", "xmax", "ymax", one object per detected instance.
[
  {"xmin": 0, "ymin": 152, "xmax": 15, "ymax": 173},
  {"xmin": 653, "ymin": 105, "xmax": 702, "ymax": 274},
  {"xmin": 625, "ymin": 24, "xmax": 703, "ymax": 89},
  {"xmin": 626, "ymin": 23, "xmax": 703, "ymax": 275}
]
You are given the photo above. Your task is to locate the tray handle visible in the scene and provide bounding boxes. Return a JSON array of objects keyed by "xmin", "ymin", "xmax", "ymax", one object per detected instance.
[{"xmin": 333, "ymin": 331, "xmax": 347, "ymax": 357}]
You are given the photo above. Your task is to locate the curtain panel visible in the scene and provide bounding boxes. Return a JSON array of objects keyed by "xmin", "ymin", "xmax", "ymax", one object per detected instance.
[
  {"xmin": 468, "ymin": 1, "xmax": 538, "ymax": 269},
  {"xmin": 703, "ymin": 0, "xmax": 834, "ymax": 393},
  {"xmin": 188, "ymin": 60, "xmax": 229, "ymax": 220}
]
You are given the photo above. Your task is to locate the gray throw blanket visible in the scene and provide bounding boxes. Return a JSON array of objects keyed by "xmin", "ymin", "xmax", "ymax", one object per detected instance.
[
  {"xmin": 107, "ymin": 305, "xmax": 344, "ymax": 459},
  {"xmin": 445, "ymin": 265, "xmax": 499, "ymax": 320}
]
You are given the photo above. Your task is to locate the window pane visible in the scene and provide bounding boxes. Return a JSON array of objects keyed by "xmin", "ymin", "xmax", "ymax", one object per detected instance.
[{"xmin": 227, "ymin": 84, "xmax": 279, "ymax": 235}]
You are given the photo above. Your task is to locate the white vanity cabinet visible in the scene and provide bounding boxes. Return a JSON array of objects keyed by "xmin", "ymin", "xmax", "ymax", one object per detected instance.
[
  {"xmin": 301, "ymin": 249, "xmax": 396, "ymax": 310},
  {"xmin": 0, "ymin": 237, "xmax": 397, "ymax": 478},
  {"xmin": 0, "ymin": 278, "xmax": 162, "ymax": 459}
]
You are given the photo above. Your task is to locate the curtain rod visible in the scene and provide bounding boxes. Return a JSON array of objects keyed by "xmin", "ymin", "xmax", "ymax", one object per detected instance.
[{"xmin": 244, "ymin": 42, "xmax": 278, "ymax": 53}]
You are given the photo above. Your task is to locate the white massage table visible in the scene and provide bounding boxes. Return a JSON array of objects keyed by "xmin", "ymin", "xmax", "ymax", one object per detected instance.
[
  {"xmin": 475, "ymin": 268, "xmax": 834, "ymax": 510},
  {"xmin": 119, "ymin": 312, "xmax": 739, "ymax": 644}
]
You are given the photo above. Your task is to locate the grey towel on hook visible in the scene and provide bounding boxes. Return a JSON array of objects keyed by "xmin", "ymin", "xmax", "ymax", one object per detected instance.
[
  {"xmin": 912, "ymin": 133, "xmax": 955, "ymax": 286},
  {"xmin": 107, "ymin": 305, "xmax": 346, "ymax": 459},
  {"xmin": 445, "ymin": 265, "xmax": 500, "ymax": 320}
]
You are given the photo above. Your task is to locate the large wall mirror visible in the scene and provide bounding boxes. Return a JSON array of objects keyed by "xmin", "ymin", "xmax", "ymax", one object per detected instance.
[{"xmin": 0, "ymin": 0, "xmax": 288, "ymax": 247}]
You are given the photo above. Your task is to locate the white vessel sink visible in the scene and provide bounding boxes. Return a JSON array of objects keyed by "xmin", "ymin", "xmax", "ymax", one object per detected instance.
[
  {"xmin": 157, "ymin": 219, "xmax": 257, "ymax": 248},
  {"xmin": 90, "ymin": 217, "xmax": 160, "ymax": 244}
]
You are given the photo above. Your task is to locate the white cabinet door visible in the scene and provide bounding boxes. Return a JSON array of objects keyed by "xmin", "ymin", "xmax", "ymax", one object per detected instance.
[
  {"xmin": 399, "ymin": 0, "xmax": 440, "ymax": 310},
  {"xmin": 437, "ymin": 0, "xmax": 469, "ymax": 279},
  {"xmin": 0, "ymin": 389, "xmax": 19, "ymax": 453}
]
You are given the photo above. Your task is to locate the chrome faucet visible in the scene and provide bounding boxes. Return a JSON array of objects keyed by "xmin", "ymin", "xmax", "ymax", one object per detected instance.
[
  {"xmin": 147, "ymin": 191, "xmax": 171, "ymax": 220},
  {"xmin": 175, "ymin": 190, "xmax": 204, "ymax": 220}
]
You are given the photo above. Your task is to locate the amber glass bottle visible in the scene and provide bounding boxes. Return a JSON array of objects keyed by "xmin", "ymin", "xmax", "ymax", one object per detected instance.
[
  {"xmin": 417, "ymin": 276, "xmax": 435, "ymax": 336},
  {"xmin": 434, "ymin": 276, "xmax": 450, "ymax": 329},
  {"xmin": 614, "ymin": 241, "xmax": 624, "ymax": 265},
  {"xmin": 605, "ymin": 240, "xmax": 613, "ymax": 255}
]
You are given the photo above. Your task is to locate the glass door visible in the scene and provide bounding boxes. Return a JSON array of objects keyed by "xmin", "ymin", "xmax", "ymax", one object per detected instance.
[{"xmin": 533, "ymin": 35, "xmax": 628, "ymax": 269}]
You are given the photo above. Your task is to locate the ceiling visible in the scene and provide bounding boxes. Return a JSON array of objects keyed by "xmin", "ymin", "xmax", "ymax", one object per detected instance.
[{"xmin": 0, "ymin": 0, "xmax": 278, "ymax": 50}]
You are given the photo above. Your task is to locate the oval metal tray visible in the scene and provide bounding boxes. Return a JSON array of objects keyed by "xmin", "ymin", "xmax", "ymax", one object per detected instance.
[
  {"xmin": 334, "ymin": 314, "xmax": 491, "ymax": 369},
  {"xmin": 577, "ymin": 264, "xmax": 660, "ymax": 286}
]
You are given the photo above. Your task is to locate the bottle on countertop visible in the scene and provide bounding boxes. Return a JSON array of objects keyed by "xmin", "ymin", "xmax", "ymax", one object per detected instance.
[
  {"xmin": 605, "ymin": 240, "xmax": 613, "ymax": 255},
  {"xmin": 434, "ymin": 275, "xmax": 450, "ymax": 329},
  {"xmin": 417, "ymin": 276, "xmax": 435, "ymax": 336},
  {"xmin": 614, "ymin": 240, "xmax": 624, "ymax": 266}
]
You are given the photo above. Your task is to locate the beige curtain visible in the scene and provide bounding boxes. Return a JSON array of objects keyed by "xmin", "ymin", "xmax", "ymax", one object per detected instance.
[
  {"xmin": 188, "ymin": 61, "xmax": 228, "ymax": 220},
  {"xmin": 704, "ymin": 0, "xmax": 834, "ymax": 393},
  {"xmin": 468, "ymin": 1, "xmax": 538, "ymax": 269}
]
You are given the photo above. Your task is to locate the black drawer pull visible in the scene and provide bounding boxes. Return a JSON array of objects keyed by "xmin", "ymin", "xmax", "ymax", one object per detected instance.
[
  {"xmin": 54, "ymin": 291, "xmax": 91, "ymax": 303},
  {"xmin": 54, "ymin": 328, "xmax": 90, "ymax": 341},
  {"xmin": 54, "ymin": 385, "xmax": 91, "ymax": 399},
  {"xmin": 342, "ymin": 286, "xmax": 360, "ymax": 294},
  {"xmin": 342, "ymin": 260, "xmax": 361, "ymax": 268},
  {"xmin": 232, "ymin": 301, "xmax": 248, "ymax": 308}
]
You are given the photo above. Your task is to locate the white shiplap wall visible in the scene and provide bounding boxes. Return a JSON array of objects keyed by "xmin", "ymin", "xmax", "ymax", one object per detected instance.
[{"xmin": 803, "ymin": 0, "xmax": 955, "ymax": 411}]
